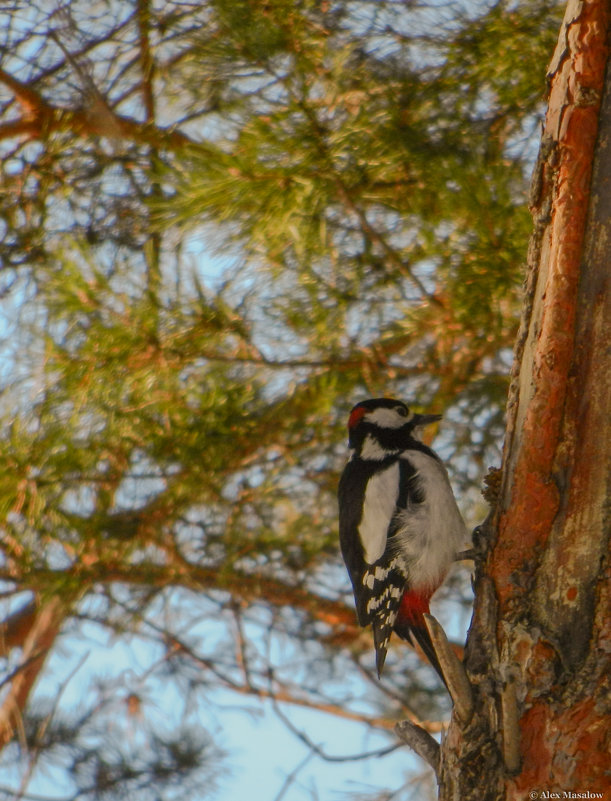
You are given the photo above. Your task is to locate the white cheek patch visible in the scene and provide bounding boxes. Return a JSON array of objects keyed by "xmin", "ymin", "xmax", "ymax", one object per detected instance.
[
  {"xmin": 365, "ymin": 407, "xmax": 412, "ymax": 429},
  {"xmin": 358, "ymin": 462, "xmax": 399, "ymax": 564}
]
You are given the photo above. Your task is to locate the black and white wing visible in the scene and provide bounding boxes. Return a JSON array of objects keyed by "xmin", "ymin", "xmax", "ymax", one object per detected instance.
[{"xmin": 338, "ymin": 457, "xmax": 421, "ymax": 674}]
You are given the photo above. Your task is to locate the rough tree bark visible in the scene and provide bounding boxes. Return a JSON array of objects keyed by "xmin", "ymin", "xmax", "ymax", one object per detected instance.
[{"xmin": 438, "ymin": 1, "xmax": 611, "ymax": 798}]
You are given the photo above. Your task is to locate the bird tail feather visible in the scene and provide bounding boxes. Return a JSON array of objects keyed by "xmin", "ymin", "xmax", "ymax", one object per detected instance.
[
  {"xmin": 393, "ymin": 591, "xmax": 447, "ymax": 687},
  {"xmin": 372, "ymin": 619, "xmax": 393, "ymax": 678}
]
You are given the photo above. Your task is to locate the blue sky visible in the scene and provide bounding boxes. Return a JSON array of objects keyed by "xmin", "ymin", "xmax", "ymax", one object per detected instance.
[{"xmin": 0, "ymin": 604, "xmax": 450, "ymax": 801}]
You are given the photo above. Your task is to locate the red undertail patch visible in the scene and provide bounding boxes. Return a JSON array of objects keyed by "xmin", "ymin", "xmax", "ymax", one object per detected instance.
[{"xmin": 398, "ymin": 590, "xmax": 431, "ymax": 628}]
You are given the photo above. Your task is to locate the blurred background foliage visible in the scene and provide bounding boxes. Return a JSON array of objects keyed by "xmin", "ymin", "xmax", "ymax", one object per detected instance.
[{"xmin": 0, "ymin": 0, "xmax": 562, "ymax": 798}]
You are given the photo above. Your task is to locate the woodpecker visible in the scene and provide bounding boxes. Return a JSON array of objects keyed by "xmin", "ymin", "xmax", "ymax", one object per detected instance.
[{"xmin": 338, "ymin": 398, "xmax": 466, "ymax": 680}]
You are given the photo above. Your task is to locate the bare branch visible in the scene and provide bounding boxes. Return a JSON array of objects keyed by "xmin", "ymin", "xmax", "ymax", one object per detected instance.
[
  {"xmin": 136, "ymin": 0, "xmax": 156, "ymax": 123},
  {"xmin": 272, "ymin": 752, "xmax": 315, "ymax": 801},
  {"xmin": 0, "ymin": 597, "xmax": 67, "ymax": 749},
  {"xmin": 424, "ymin": 613, "xmax": 474, "ymax": 726},
  {"xmin": 395, "ymin": 719, "xmax": 440, "ymax": 777},
  {"xmin": 272, "ymin": 700, "xmax": 402, "ymax": 762},
  {"xmin": 0, "ymin": 601, "xmax": 37, "ymax": 658}
]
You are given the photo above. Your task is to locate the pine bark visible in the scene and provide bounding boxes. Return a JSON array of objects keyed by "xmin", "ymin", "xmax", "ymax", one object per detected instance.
[{"xmin": 438, "ymin": 1, "xmax": 611, "ymax": 797}]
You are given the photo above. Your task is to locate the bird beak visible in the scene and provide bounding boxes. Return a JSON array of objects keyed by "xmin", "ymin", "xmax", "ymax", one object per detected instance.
[{"xmin": 412, "ymin": 413, "xmax": 442, "ymax": 428}]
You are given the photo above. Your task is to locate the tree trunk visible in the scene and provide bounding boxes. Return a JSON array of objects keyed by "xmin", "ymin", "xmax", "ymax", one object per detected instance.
[{"xmin": 439, "ymin": 1, "xmax": 611, "ymax": 797}]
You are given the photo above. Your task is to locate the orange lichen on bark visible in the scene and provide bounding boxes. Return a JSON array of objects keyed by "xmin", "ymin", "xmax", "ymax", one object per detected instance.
[
  {"xmin": 491, "ymin": 0, "xmax": 610, "ymax": 613},
  {"xmin": 512, "ymin": 694, "xmax": 611, "ymax": 796},
  {"xmin": 512, "ymin": 702, "xmax": 553, "ymax": 791}
]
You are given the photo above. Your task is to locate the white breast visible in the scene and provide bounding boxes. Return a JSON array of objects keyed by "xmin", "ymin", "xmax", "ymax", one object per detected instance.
[{"xmin": 394, "ymin": 450, "xmax": 467, "ymax": 592}]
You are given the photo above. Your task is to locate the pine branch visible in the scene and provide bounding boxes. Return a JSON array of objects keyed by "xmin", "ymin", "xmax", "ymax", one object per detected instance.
[{"xmin": 0, "ymin": 66, "xmax": 195, "ymax": 150}]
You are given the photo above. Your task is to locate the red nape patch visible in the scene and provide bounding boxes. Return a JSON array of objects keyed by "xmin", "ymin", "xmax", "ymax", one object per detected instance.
[
  {"xmin": 398, "ymin": 590, "xmax": 431, "ymax": 627},
  {"xmin": 348, "ymin": 406, "xmax": 367, "ymax": 429}
]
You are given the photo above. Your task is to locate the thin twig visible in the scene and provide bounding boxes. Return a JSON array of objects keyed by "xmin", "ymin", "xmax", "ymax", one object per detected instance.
[
  {"xmin": 272, "ymin": 699, "xmax": 401, "ymax": 762},
  {"xmin": 15, "ymin": 651, "xmax": 90, "ymax": 801},
  {"xmin": 272, "ymin": 751, "xmax": 315, "ymax": 801},
  {"xmin": 352, "ymin": 658, "xmax": 444, "ymax": 733}
]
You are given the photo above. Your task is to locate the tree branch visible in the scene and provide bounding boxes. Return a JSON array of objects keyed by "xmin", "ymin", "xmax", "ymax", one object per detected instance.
[
  {"xmin": 395, "ymin": 719, "xmax": 440, "ymax": 777},
  {"xmin": 136, "ymin": 0, "xmax": 156, "ymax": 123},
  {"xmin": 4, "ymin": 562, "xmax": 361, "ymax": 641},
  {"xmin": 0, "ymin": 597, "xmax": 67, "ymax": 749},
  {"xmin": 272, "ymin": 699, "xmax": 401, "ymax": 761},
  {"xmin": 0, "ymin": 66, "xmax": 195, "ymax": 150},
  {"xmin": 424, "ymin": 613, "xmax": 474, "ymax": 726},
  {"xmin": 0, "ymin": 601, "xmax": 37, "ymax": 658}
]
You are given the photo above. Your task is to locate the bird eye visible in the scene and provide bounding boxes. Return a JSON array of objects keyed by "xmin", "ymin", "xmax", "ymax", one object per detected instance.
[{"xmin": 395, "ymin": 405, "xmax": 408, "ymax": 417}]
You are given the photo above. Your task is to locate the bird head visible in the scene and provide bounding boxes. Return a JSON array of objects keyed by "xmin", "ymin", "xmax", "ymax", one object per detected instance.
[{"xmin": 347, "ymin": 398, "xmax": 441, "ymax": 457}]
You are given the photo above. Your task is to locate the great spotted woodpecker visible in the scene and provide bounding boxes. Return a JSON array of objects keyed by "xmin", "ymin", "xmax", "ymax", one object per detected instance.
[{"xmin": 338, "ymin": 398, "xmax": 467, "ymax": 680}]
